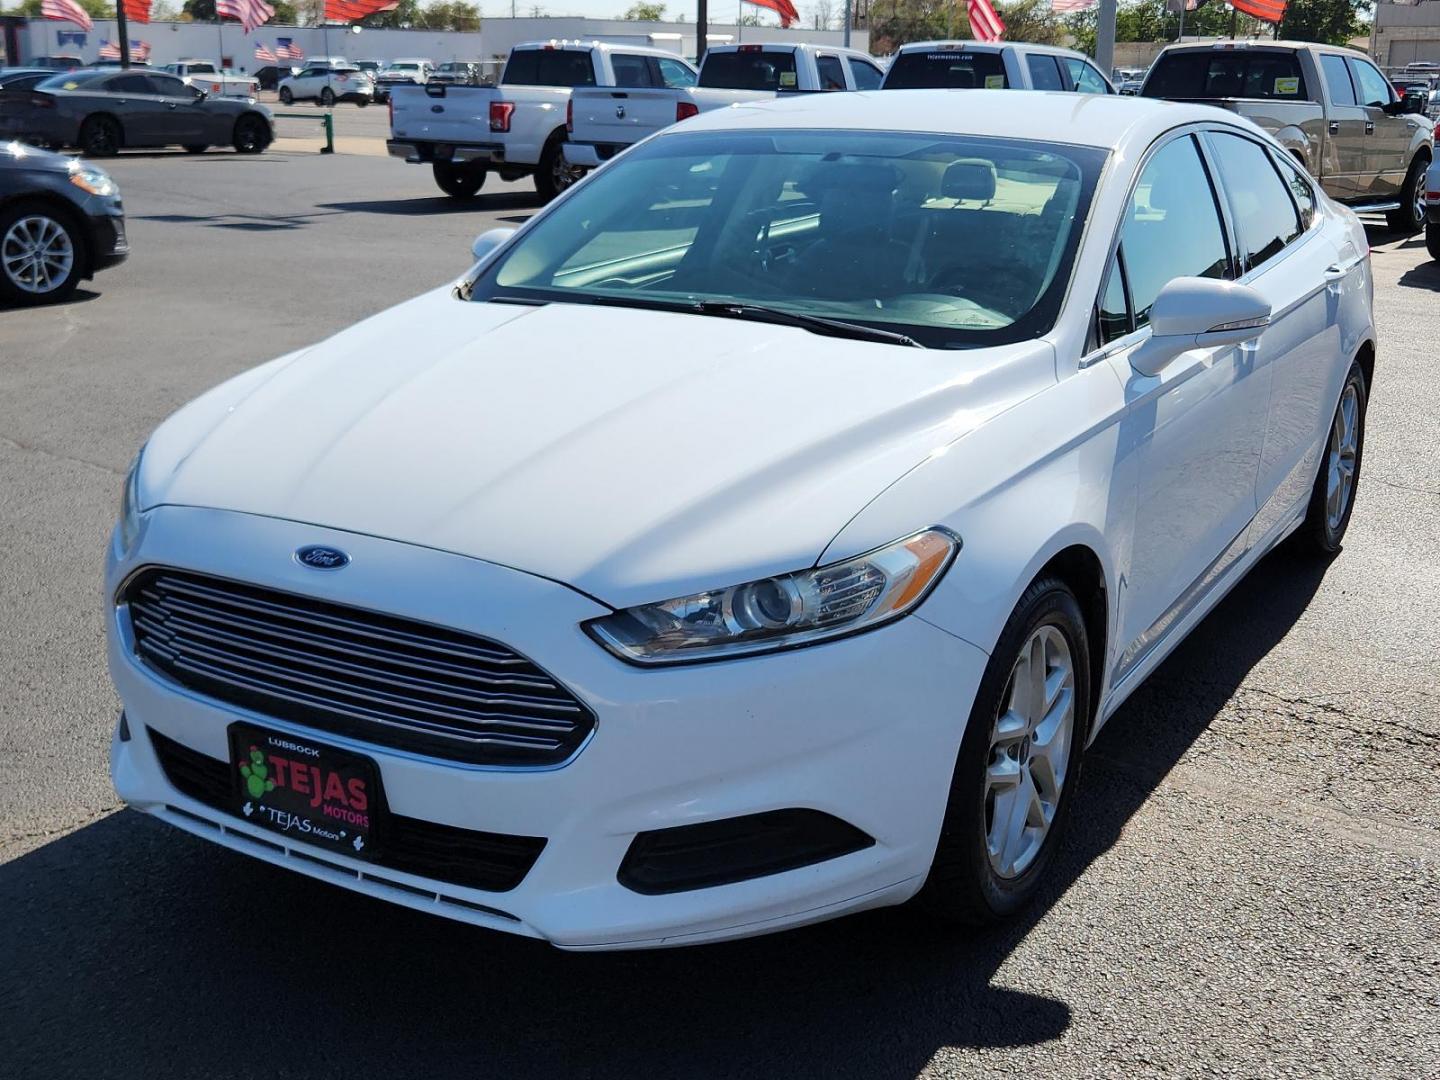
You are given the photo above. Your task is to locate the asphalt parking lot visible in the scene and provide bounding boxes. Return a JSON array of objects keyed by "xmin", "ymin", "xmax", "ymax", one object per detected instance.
[{"xmin": 2, "ymin": 141, "xmax": 1438, "ymax": 1079}]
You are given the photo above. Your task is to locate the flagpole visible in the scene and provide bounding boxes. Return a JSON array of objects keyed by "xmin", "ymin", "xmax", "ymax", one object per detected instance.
[
  {"xmin": 117, "ymin": 0, "xmax": 132, "ymax": 68},
  {"xmin": 1176, "ymin": 0, "xmax": 1185, "ymax": 42},
  {"xmin": 842, "ymin": 0, "xmax": 851, "ymax": 46},
  {"xmin": 736, "ymin": 0, "xmax": 741, "ymax": 42},
  {"xmin": 218, "ymin": 17, "xmax": 224, "ymax": 68}
]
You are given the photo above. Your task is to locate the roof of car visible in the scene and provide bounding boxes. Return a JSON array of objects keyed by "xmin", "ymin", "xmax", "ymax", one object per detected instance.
[
  {"xmin": 1154, "ymin": 40, "xmax": 1369, "ymax": 58},
  {"xmin": 896, "ymin": 39, "xmax": 1092, "ymax": 62},
  {"xmin": 674, "ymin": 88, "xmax": 1261, "ymax": 150}
]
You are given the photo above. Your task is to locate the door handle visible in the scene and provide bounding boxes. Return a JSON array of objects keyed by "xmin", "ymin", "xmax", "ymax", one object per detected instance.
[
  {"xmin": 168, "ymin": 103, "xmax": 178, "ymax": 109},
  {"xmin": 1328, "ymin": 120, "xmax": 1340, "ymax": 135},
  {"xmin": 1364, "ymin": 120, "xmax": 1375, "ymax": 134}
]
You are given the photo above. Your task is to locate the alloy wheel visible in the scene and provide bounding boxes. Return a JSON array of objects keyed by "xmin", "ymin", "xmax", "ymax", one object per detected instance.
[
  {"xmin": 2, "ymin": 215, "xmax": 74, "ymax": 295},
  {"xmin": 1326, "ymin": 382, "xmax": 1360, "ymax": 530},
  {"xmin": 985, "ymin": 624, "xmax": 1075, "ymax": 879}
]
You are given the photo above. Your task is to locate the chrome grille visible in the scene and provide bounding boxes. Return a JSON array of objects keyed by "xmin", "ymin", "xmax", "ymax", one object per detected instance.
[{"xmin": 123, "ymin": 569, "xmax": 594, "ymax": 766}]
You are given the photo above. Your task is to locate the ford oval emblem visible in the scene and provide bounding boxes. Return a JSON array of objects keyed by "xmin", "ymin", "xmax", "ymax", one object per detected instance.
[{"xmin": 295, "ymin": 545, "xmax": 350, "ymax": 570}]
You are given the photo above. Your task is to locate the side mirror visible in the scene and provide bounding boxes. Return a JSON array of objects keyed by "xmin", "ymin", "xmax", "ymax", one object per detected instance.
[
  {"xmin": 192, "ymin": 86, "xmax": 208, "ymax": 101},
  {"xmin": 1130, "ymin": 277, "xmax": 1271, "ymax": 378},
  {"xmin": 471, "ymin": 226, "xmax": 516, "ymax": 264}
]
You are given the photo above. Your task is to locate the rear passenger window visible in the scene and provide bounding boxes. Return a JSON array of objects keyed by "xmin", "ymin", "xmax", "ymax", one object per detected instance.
[
  {"xmin": 502, "ymin": 50, "xmax": 538, "ymax": 85},
  {"xmin": 1027, "ymin": 54, "xmax": 1064, "ymax": 91},
  {"xmin": 536, "ymin": 50, "xmax": 596, "ymax": 88},
  {"xmin": 1206, "ymin": 132, "xmax": 1302, "ymax": 273},
  {"xmin": 1273, "ymin": 152, "xmax": 1316, "ymax": 229},
  {"xmin": 108, "ymin": 74, "xmax": 150, "ymax": 93},
  {"xmin": 611, "ymin": 54, "xmax": 653, "ymax": 88},
  {"xmin": 1320, "ymin": 54, "xmax": 1357, "ymax": 106},
  {"xmin": 816, "ymin": 55, "xmax": 847, "ymax": 91},
  {"xmin": 1122, "ymin": 136, "xmax": 1231, "ymax": 327},
  {"xmin": 1065, "ymin": 59, "xmax": 1110, "ymax": 94},
  {"xmin": 848, "ymin": 58, "xmax": 884, "ymax": 90}
]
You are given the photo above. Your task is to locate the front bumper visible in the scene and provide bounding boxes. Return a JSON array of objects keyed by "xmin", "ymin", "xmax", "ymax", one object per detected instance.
[{"xmin": 107, "ymin": 505, "xmax": 986, "ymax": 949}]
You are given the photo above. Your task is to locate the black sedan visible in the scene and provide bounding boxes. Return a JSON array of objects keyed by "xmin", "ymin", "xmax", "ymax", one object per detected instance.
[
  {"xmin": 0, "ymin": 68, "xmax": 273, "ymax": 156},
  {"xmin": 254, "ymin": 64, "xmax": 300, "ymax": 91},
  {"xmin": 0, "ymin": 142, "xmax": 127, "ymax": 304},
  {"xmin": 0, "ymin": 68, "xmax": 58, "ymax": 92}
]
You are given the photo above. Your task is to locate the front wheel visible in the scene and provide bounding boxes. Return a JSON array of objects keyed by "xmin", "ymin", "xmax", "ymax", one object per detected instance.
[
  {"xmin": 915, "ymin": 577, "xmax": 1090, "ymax": 924},
  {"xmin": 1387, "ymin": 156, "xmax": 1428, "ymax": 233},
  {"xmin": 1295, "ymin": 361, "xmax": 1368, "ymax": 555},
  {"xmin": 534, "ymin": 136, "xmax": 581, "ymax": 201},
  {"xmin": 232, "ymin": 114, "xmax": 267, "ymax": 154},
  {"xmin": 78, "ymin": 115, "xmax": 121, "ymax": 157},
  {"xmin": 0, "ymin": 203, "xmax": 84, "ymax": 305},
  {"xmin": 278, "ymin": 86, "xmax": 293, "ymax": 105},
  {"xmin": 433, "ymin": 161, "xmax": 487, "ymax": 199}
]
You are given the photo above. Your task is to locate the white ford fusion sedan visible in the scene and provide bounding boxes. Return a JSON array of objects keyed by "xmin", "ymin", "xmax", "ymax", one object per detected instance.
[{"xmin": 108, "ymin": 91, "xmax": 1375, "ymax": 949}]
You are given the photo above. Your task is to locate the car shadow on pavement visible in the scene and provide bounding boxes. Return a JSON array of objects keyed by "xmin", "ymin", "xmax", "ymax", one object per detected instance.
[
  {"xmin": 319, "ymin": 193, "xmax": 544, "ymax": 216},
  {"xmin": 1397, "ymin": 262, "xmax": 1440, "ymax": 291},
  {"xmin": 1, "ymin": 547, "xmax": 1332, "ymax": 1080}
]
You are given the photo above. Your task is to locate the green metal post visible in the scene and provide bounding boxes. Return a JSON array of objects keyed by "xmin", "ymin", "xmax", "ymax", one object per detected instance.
[{"xmin": 321, "ymin": 112, "xmax": 334, "ymax": 154}]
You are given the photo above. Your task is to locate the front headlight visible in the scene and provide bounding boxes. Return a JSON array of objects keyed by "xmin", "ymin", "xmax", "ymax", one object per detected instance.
[
  {"xmin": 70, "ymin": 166, "xmax": 117, "ymax": 198},
  {"xmin": 586, "ymin": 529, "xmax": 959, "ymax": 666},
  {"xmin": 117, "ymin": 449, "xmax": 144, "ymax": 554}
]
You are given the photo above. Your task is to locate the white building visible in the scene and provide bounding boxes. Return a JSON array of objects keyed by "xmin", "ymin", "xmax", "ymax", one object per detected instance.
[{"xmin": 8, "ymin": 16, "xmax": 869, "ymax": 70}]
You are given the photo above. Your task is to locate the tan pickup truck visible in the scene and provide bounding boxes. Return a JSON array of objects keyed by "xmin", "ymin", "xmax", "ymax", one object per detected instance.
[{"xmin": 1143, "ymin": 41, "xmax": 1434, "ymax": 232}]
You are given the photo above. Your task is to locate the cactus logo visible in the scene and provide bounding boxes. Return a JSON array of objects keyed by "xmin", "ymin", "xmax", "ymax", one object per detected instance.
[{"xmin": 239, "ymin": 746, "xmax": 277, "ymax": 800}]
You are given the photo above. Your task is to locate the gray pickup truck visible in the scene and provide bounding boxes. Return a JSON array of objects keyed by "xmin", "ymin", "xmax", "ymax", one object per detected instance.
[{"xmin": 1143, "ymin": 40, "xmax": 1433, "ymax": 232}]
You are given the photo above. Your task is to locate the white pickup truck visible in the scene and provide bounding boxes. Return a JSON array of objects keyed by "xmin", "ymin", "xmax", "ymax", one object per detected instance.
[
  {"xmin": 387, "ymin": 40, "xmax": 696, "ymax": 200},
  {"xmin": 564, "ymin": 42, "xmax": 884, "ymax": 172},
  {"xmin": 160, "ymin": 60, "xmax": 259, "ymax": 100}
]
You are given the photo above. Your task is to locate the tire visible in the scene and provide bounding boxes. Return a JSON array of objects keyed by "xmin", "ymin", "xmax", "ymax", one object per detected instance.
[
  {"xmin": 533, "ymin": 134, "xmax": 580, "ymax": 201},
  {"xmin": 278, "ymin": 86, "xmax": 293, "ymax": 105},
  {"xmin": 914, "ymin": 576, "xmax": 1091, "ymax": 925},
  {"xmin": 0, "ymin": 202, "xmax": 85, "ymax": 306},
  {"xmin": 433, "ymin": 161, "xmax": 487, "ymax": 199},
  {"xmin": 183, "ymin": 144, "xmax": 209, "ymax": 154},
  {"xmin": 78, "ymin": 115, "xmax": 121, "ymax": 158},
  {"xmin": 1428, "ymin": 225, "xmax": 1440, "ymax": 262},
  {"xmin": 319, "ymin": 87, "xmax": 335, "ymax": 108},
  {"xmin": 1387, "ymin": 155, "xmax": 1428, "ymax": 233},
  {"xmin": 1295, "ymin": 361, "xmax": 1368, "ymax": 556},
  {"xmin": 356, "ymin": 97, "xmax": 369, "ymax": 108},
  {"xmin": 232, "ymin": 114, "xmax": 267, "ymax": 154}
]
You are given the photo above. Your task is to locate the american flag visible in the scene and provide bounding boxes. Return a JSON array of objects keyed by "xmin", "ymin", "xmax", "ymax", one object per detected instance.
[
  {"xmin": 40, "ymin": 0, "xmax": 93, "ymax": 32},
  {"xmin": 1230, "ymin": 0, "xmax": 1285, "ymax": 20},
  {"xmin": 744, "ymin": 0, "xmax": 800, "ymax": 27},
  {"xmin": 133, "ymin": 40, "xmax": 151, "ymax": 61},
  {"xmin": 255, "ymin": 43, "xmax": 279, "ymax": 63},
  {"xmin": 122, "ymin": 0, "xmax": 153, "ymax": 24},
  {"xmin": 1051, "ymin": 0, "xmax": 1097, "ymax": 11},
  {"xmin": 968, "ymin": 0, "xmax": 1005, "ymax": 43},
  {"xmin": 323, "ymin": 0, "xmax": 397, "ymax": 21},
  {"xmin": 276, "ymin": 38, "xmax": 304, "ymax": 60},
  {"xmin": 217, "ymin": 0, "xmax": 275, "ymax": 33},
  {"xmin": 98, "ymin": 39, "xmax": 121, "ymax": 59}
]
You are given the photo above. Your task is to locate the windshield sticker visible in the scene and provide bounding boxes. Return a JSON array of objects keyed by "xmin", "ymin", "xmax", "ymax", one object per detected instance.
[
  {"xmin": 985, "ymin": 74, "xmax": 1005, "ymax": 89},
  {"xmin": 1274, "ymin": 76, "xmax": 1299, "ymax": 95},
  {"xmin": 779, "ymin": 71, "xmax": 797, "ymax": 88},
  {"xmin": 62, "ymin": 81, "xmax": 79, "ymax": 90}
]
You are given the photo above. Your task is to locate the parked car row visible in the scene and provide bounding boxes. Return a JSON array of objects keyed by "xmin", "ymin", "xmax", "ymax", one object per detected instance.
[{"xmin": 109, "ymin": 87, "xmax": 1381, "ymax": 949}]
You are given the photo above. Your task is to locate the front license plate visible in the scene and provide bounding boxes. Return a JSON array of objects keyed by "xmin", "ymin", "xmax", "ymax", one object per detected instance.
[{"xmin": 228, "ymin": 723, "xmax": 382, "ymax": 860}]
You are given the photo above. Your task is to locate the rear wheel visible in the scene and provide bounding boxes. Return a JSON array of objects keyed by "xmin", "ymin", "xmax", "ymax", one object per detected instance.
[
  {"xmin": 1295, "ymin": 361, "xmax": 1368, "ymax": 555},
  {"xmin": 1387, "ymin": 156, "xmax": 1428, "ymax": 233},
  {"xmin": 433, "ymin": 161, "xmax": 487, "ymax": 199},
  {"xmin": 78, "ymin": 115, "xmax": 121, "ymax": 158},
  {"xmin": 278, "ymin": 86, "xmax": 293, "ymax": 105},
  {"xmin": 534, "ymin": 135, "xmax": 581, "ymax": 201},
  {"xmin": 319, "ymin": 86, "xmax": 335, "ymax": 108},
  {"xmin": 232, "ymin": 114, "xmax": 267, "ymax": 154},
  {"xmin": 915, "ymin": 577, "xmax": 1090, "ymax": 925},
  {"xmin": 0, "ymin": 203, "xmax": 84, "ymax": 305}
]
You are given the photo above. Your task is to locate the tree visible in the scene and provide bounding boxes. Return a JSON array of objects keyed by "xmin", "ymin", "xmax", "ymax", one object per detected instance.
[
  {"xmin": 620, "ymin": 1, "xmax": 665, "ymax": 17},
  {"xmin": 994, "ymin": 0, "xmax": 1065, "ymax": 46},
  {"xmin": 1278, "ymin": 0, "xmax": 1366, "ymax": 45},
  {"xmin": 870, "ymin": 0, "xmax": 951, "ymax": 53},
  {"xmin": 811, "ymin": 0, "xmax": 835, "ymax": 29},
  {"xmin": 18, "ymin": 0, "xmax": 112, "ymax": 15}
]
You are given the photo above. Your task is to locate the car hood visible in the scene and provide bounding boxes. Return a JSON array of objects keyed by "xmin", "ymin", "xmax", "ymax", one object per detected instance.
[
  {"xmin": 142, "ymin": 288, "xmax": 1055, "ymax": 608},
  {"xmin": 1, "ymin": 140, "xmax": 76, "ymax": 173}
]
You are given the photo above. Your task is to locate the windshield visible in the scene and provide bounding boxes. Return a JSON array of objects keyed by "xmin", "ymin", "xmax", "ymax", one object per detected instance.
[
  {"xmin": 36, "ymin": 70, "xmax": 108, "ymax": 91},
  {"xmin": 883, "ymin": 50, "xmax": 1009, "ymax": 89},
  {"xmin": 472, "ymin": 129, "xmax": 1104, "ymax": 349},
  {"xmin": 390, "ymin": 63, "xmax": 420, "ymax": 71},
  {"xmin": 699, "ymin": 50, "xmax": 799, "ymax": 90}
]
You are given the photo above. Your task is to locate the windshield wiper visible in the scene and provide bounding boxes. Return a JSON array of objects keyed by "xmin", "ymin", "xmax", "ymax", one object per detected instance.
[
  {"xmin": 574, "ymin": 293, "xmax": 923, "ymax": 348},
  {"xmin": 692, "ymin": 301, "xmax": 924, "ymax": 348}
]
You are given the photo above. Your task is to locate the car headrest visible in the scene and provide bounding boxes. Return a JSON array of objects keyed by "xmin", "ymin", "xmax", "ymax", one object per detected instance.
[
  {"xmin": 803, "ymin": 162, "xmax": 900, "ymax": 199},
  {"xmin": 941, "ymin": 159, "xmax": 997, "ymax": 203}
]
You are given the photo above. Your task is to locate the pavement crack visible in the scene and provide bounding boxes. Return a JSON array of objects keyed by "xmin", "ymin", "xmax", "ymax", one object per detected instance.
[
  {"xmin": 0, "ymin": 803, "xmax": 124, "ymax": 852},
  {"xmin": 1365, "ymin": 474, "xmax": 1440, "ymax": 498},
  {"xmin": 0, "ymin": 433, "xmax": 126, "ymax": 478}
]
